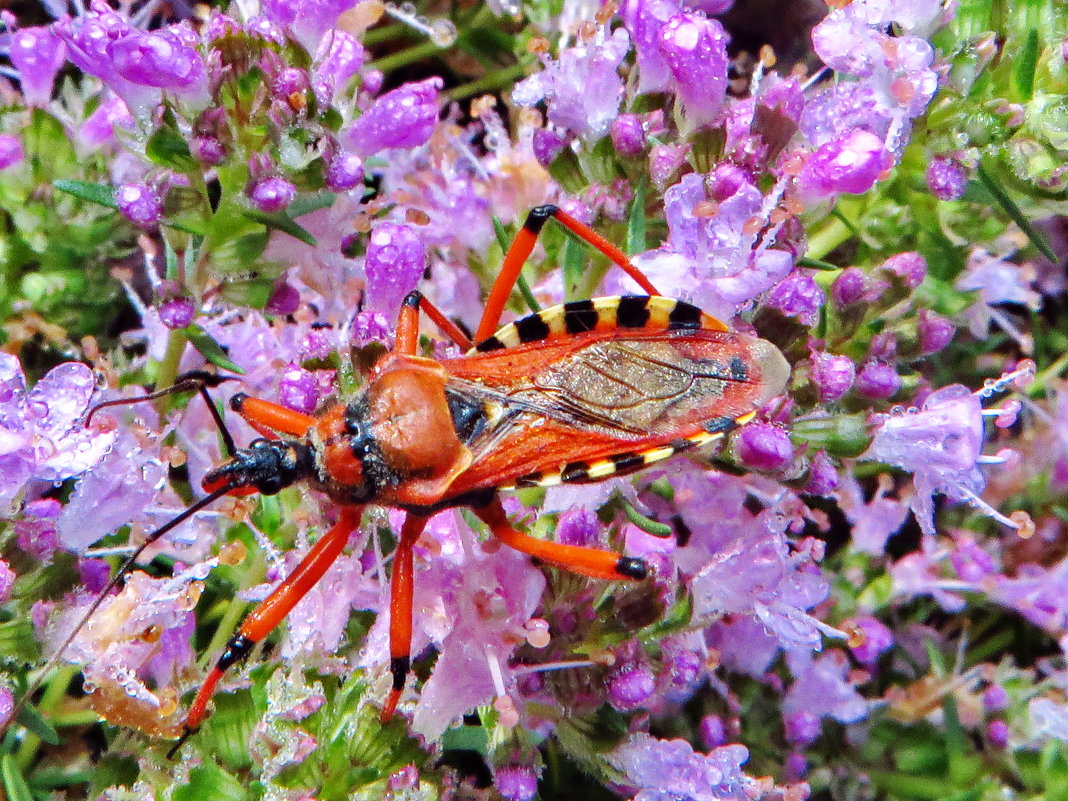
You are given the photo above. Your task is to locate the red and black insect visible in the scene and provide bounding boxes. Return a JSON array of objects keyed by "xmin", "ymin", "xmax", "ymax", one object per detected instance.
[{"xmin": 30, "ymin": 205, "xmax": 789, "ymax": 750}]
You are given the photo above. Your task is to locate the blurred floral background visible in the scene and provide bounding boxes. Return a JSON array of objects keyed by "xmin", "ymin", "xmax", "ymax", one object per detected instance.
[{"xmin": 1, "ymin": 0, "xmax": 1067, "ymax": 798}]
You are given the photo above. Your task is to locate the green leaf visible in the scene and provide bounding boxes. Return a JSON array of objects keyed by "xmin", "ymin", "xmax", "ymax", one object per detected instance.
[
  {"xmin": 164, "ymin": 235, "xmax": 180, "ymax": 282},
  {"xmin": 441, "ymin": 723, "xmax": 489, "ymax": 756},
  {"xmin": 184, "ymin": 324, "xmax": 246, "ymax": 374},
  {"xmin": 146, "ymin": 108, "xmax": 197, "ymax": 172},
  {"xmin": 239, "ymin": 208, "xmax": 318, "ymax": 246},
  {"xmin": 1, "ymin": 755, "xmax": 34, "ymax": 801},
  {"xmin": 975, "ymin": 163, "xmax": 1056, "ymax": 260},
  {"xmin": 562, "ymin": 234, "xmax": 584, "ymax": 301},
  {"xmin": 287, "ymin": 191, "xmax": 338, "ymax": 218},
  {"xmin": 16, "ymin": 703, "xmax": 60, "ymax": 745},
  {"xmin": 173, "ymin": 764, "xmax": 248, "ymax": 801},
  {"xmin": 1011, "ymin": 28, "xmax": 1039, "ymax": 101},
  {"xmin": 626, "ymin": 176, "xmax": 647, "ymax": 256},
  {"xmin": 53, "ymin": 179, "xmax": 118, "ymax": 209}
]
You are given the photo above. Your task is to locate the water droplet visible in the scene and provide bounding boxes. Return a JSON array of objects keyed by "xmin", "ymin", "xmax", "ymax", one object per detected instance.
[{"xmin": 429, "ymin": 18, "xmax": 457, "ymax": 46}]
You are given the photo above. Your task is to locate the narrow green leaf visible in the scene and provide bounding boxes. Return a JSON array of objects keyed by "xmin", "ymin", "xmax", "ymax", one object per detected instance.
[
  {"xmin": 53, "ymin": 179, "xmax": 118, "ymax": 209},
  {"xmin": 146, "ymin": 114, "xmax": 196, "ymax": 172},
  {"xmin": 16, "ymin": 703, "xmax": 60, "ymax": 745},
  {"xmin": 239, "ymin": 208, "xmax": 318, "ymax": 246},
  {"xmin": 287, "ymin": 191, "xmax": 337, "ymax": 218},
  {"xmin": 622, "ymin": 500, "xmax": 672, "ymax": 537},
  {"xmin": 1012, "ymin": 28, "xmax": 1039, "ymax": 100},
  {"xmin": 626, "ymin": 176, "xmax": 647, "ymax": 256},
  {"xmin": 163, "ymin": 235, "xmax": 180, "ymax": 282},
  {"xmin": 184, "ymin": 324, "xmax": 246, "ymax": 374},
  {"xmin": 1, "ymin": 755, "xmax": 34, "ymax": 801},
  {"xmin": 797, "ymin": 255, "xmax": 840, "ymax": 271},
  {"xmin": 562, "ymin": 234, "xmax": 584, "ymax": 302},
  {"xmin": 975, "ymin": 163, "xmax": 1057, "ymax": 261}
]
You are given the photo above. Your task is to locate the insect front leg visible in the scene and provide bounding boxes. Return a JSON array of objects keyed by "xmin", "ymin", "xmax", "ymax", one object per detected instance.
[
  {"xmin": 475, "ymin": 205, "xmax": 661, "ymax": 342},
  {"xmin": 381, "ymin": 512, "xmax": 431, "ymax": 722},
  {"xmin": 170, "ymin": 505, "xmax": 363, "ymax": 755},
  {"xmin": 228, "ymin": 393, "xmax": 315, "ymax": 438},
  {"xmin": 474, "ymin": 497, "xmax": 647, "ymax": 581}
]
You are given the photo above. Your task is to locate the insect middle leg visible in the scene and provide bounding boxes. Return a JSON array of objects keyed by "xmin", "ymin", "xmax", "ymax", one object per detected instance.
[
  {"xmin": 476, "ymin": 205, "xmax": 662, "ymax": 342},
  {"xmin": 174, "ymin": 505, "xmax": 363, "ymax": 747},
  {"xmin": 474, "ymin": 496, "xmax": 647, "ymax": 581},
  {"xmin": 381, "ymin": 512, "xmax": 431, "ymax": 721}
]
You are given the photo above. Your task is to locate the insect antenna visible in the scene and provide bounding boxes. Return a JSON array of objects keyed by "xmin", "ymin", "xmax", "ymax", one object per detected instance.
[
  {"xmin": 2, "ymin": 484, "xmax": 234, "ymax": 741},
  {"xmin": 86, "ymin": 370, "xmax": 241, "ymax": 457}
]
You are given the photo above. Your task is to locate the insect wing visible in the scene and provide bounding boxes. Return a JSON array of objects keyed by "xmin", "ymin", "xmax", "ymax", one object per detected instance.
[{"xmin": 441, "ymin": 326, "xmax": 788, "ymax": 490}]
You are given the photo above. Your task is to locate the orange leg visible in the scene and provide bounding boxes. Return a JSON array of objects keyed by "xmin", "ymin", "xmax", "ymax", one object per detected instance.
[
  {"xmin": 395, "ymin": 291, "xmax": 475, "ymax": 355},
  {"xmin": 475, "ymin": 205, "xmax": 661, "ymax": 342},
  {"xmin": 229, "ymin": 393, "xmax": 314, "ymax": 438},
  {"xmin": 473, "ymin": 497, "xmax": 647, "ymax": 581},
  {"xmin": 171, "ymin": 506, "xmax": 363, "ymax": 752},
  {"xmin": 380, "ymin": 513, "xmax": 431, "ymax": 721}
]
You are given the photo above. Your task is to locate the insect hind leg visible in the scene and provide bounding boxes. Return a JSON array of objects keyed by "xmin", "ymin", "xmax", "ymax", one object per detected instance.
[{"xmin": 475, "ymin": 206, "xmax": 661, "ymax": 343}]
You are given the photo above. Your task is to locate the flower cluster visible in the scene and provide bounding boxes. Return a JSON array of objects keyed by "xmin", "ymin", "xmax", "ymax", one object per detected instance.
[{"xmin": 0, "ymin": 0, "xmax": 1067, "ymax": 799}]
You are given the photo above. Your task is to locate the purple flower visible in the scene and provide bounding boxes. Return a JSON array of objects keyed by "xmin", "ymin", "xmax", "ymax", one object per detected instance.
[
  {"xmin": 836, "ymin": 474, "xmax": 909, "ymax": 555},
  {"xmin": 272, "ymin": 67, "xmax": 311, "ymax": 104},
  {"xmin": 918, "ymin": 309, "xmax": 954, "ymax": 354},
  {"xmin": 266, "ymin": 280, "xmax": 301, "ymax": 315},
  {"xmin": 765, "ymin": 270, "xmax": 826, "ymax": 325},
  {"xmin": 847, "ymin": 616, "xmax": 893, "ymax": 666},
  {"xmin": 861, "ymin": 384, "xmax": 986, "ymax": 536},
  {"xmin": 313, "ymin": 29, "xmax": 364, "ymax": 105},
  {"xmin": 249, "ymin": 177, "xmax": 297, "ymax": 213},
  {"xmin": 56, "ymin": 428, "xmax": 166, "ymax": 553},
  {"xmin": 658, "ymin": 13, "xmax": 729, "ymax": 130},
  {"xmin": 1030, "ymin": 698, "xmax": 1068, "ymax": 743},
  {"xmin": 956, "ymin": 249, "xmax": 1041, "ymax": 343},
  {"xmin": 784, "ymin": 651, "xmax": 868, "ymax": 730},
  {"xmin": 512, "ymin": 29, "xmax": 630, "ymax": 139},
  {"xmin": 621, "ymin": 0, "xmax": 681, "ymax": 94},
  {"xmin": 158, "ymin": 297, "xmax": 195, "ymax": 329},
  {"xmin": 108, "ymin": 27, "xmax": 209, "ymax": 106},
  {"xmin": 363, "ymin": 222, "xmax": 426, "ymax": 316},
  {"xmin": 734, "ymin": 422, "xmax": 793, "ymax": 472},
  {"xmin": 783, "ymin": 709, "xmax": 821, "ymax": 746},
  {"xmin": 855, "ymin": 360, "xmax": 901, "ymax": 400},
  {"xmin": 0, "ymin": 686, "xmax": 12, "ymax": 730},
  {"xmin": 8, "ymin": 26, "xmax": 66, "ymax": 107},
  {"xmin": 699, "ymin": 714, "xmax": 727, "ymax": 749},
  {"xmin": 949, "ymin": 533, "xmax": 997, "ymax": 582},
  {"xmin": 192, "ymin": 135, "xmax": 226, "ymax": 166},
  {"xmin": 611, "ymin": 113, "xmax": 647, "ymax": 157},
  {"xmin": 988, "ymin": 719, "xmax": 1010, "ymax": 749},
  {"xmin": 883, "ymin": 251, "xmax": 927, "ymax": 289},
  {"xmin": 532, "ymin": 128, "xmax": 566, "ymax": 167},
  {"xmin": 0, "ymin": 355, "xmax": 116, "ymax": 506},
  {"xmin": 344, "ymin": 77, "xmax": 442, "ymax": 157},
  {"xmin": 798, "ymin": 129, "xmax": 892, "ymax": 199},
  {"xmin": 278, "ymin": 363, "xmax": 319, "ymax": 414},
  {"xmin": 831, "ymin": 266, "xmax": 866, "ymax": 307},
  {"xmin": 16, "ymin": 498, "xmax": 61, "ymax": 561},
  {"xmin": 983, "ymin": 684, "xmax": 1009, "ymax": 713},
  {"xmin": 608, "ymin": 734, "xmax": 754, "ymax": 800},
  {"xmin": 926, "ymin": 156, "xmax": 968, "ymax": 200},
  {"xmin": 0, "ymin": 559, "xmax": 14, "ymax": 604},
  {"xmin": 116, "ymin": 183, "xmax": 163, "ymax": 228},
  {"xmin": 804, "ymin": 450, "xmax": 839, "ymax": 496},
  {"xmin": 325, "ymin": 152, "xmax": 364, "ymax": 192},
  {"xmin": 811, "ymin": 351, "xmax": 855, "ymax": 402},
  {"xmin": 261, "ymin": 0, "xmax": 359, "ymax": 51},
  {"xmin": 0, "ymin": 135, "xmax": 24, "ymax": 170},
  {"xmin": 556, "ymin": 507, "xmax": 602, "ymax": 548},
  {"xmin": 79, "ymin": 94, "xmax": 134, "ymax": 152},
  {"xmin": 494, "ymin": 765, "xmax": 539, "ymax": 801},
  {"xmin": 608, "ymin": 663, "xmax": 657, "ymax": 710},
  {"xmin": 622, "ymin": 172, "xmax": 792, "ymax": 320}
]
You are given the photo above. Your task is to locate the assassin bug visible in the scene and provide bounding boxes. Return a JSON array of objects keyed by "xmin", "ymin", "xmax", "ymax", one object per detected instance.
[{"xmin": 18, "ymin": 204, "xmax": 789, "ymax": 751}]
